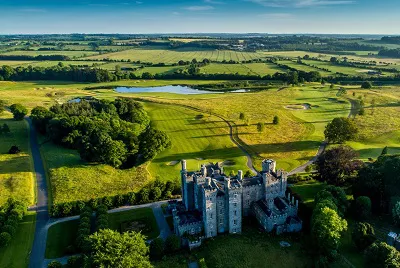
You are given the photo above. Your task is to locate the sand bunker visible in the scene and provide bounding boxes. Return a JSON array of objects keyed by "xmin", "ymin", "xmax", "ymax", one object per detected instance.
[
  {"xmin": 284, "ymin": 104, "xmax": 311, "ymax": 110},
  {"xmin": 168, "ymin": 161, "xmax": 179, "ymax": 166}
]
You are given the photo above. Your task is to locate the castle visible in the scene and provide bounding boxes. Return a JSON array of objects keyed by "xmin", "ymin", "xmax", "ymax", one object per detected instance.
[{"xmin": 170, "ymin": 159, "xmax": 302, "ymax": 247}]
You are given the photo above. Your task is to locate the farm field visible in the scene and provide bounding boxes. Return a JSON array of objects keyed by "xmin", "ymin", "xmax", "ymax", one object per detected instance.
[
  {"xmin": 45, "ymin": 207, "xmax": 158, "ymax": 259},
  {"xmin": 0, "ymin": 212, "xmax": 36, "ymax": 268},
  {"xmin": 0, "ymin": 60, "xmax": 34, "ymax": 66},
  {"xmin": 20, "ymin": 60, "xmax": 105, "ymax": 68},
  {"xmin": 84, "ymin": 47, "xmax": 265, "ymax": 63},
  {"xmin": 134, "ymin": 66, "xmax": 185, "ymax": 75},
  {"xmin": 0, "ymin": 112, "xmax": 35, "ymax": 206},
  {"xmin": 144, "ymin": 102, "xmax": 248, "ymax": 182},
  {"xmin": 200, "ymin": 62, "xmax": 284, "ymax": 76},
  {"xmin": 1, "ymin": 50, "xmax": 99, "ymax": 58},
  {"xmin": 279, "ymin": 60, "xmax": 332, "ymax": 76}
]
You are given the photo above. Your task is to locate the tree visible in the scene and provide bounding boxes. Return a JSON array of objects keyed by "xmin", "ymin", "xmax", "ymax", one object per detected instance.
[
  {"xmin": 361, "ymin": 81, "xmax": 373, "ymax": 89},
  {"xmin": 324, "ymin": 117, "xmax": 358, "ymax": 143},
  {"xmin": 139, "ymin": 127, "xmax": 171, "ymax": 162},
  {"xmin": 273, "ymin": 115, "xmax": 279, "ymax": 125},
  {"xmin": 165, "ymin": 234, "xmax": 180, "ymax": 253},
  {"xmin": 355, "ymin": 196, "xmax": 372, "ymax": 220},
  {"xmin": 47, "ymin": 260, "xmax": 63, "ymax": 268},
  {"xmin": 0, "ymin": 232, "xmax": 11, "ymax": 247},
  {"xmin": 1, "ymin": 124, "xmax": 10, "ymax": 134},
  {"xmin": 89, "ymin": 229, "xmax": 151, "ymax": 268},
  {"xmin": 149, "ymin": 238, "xmax": 164, "ymax": 260},
  {"xmin": 150, "ymin": 186, "xmax": 162, "ymax": 201},
  {"xmin": 352, "ymin": 222, "xmax": 376, "ymax": 251},
  {"xmin": 381, "ymin": 146, "xmax": 389, "ymax": 156},
  {"xmin": 239, "ymin": 112, "xmax": 246, "ymax": 121},
  {"xmin": 315, "ymin": 145, "xmax": 363, "ymax": 186},
  {"xmin": 392, "ymin": 201, "xmax": 400, "ymax": 226},
  {"xmin": 9, "ymin": 103, "xmax": 28, "ymax": 121},
  {"xmin": 257, "ymin": 122, "xmax": 265, "ymax": 132},
  {"xmin": 8, "ymin": 145, "xmax": 21, "ymax": 154},
  {"xmin": 365, "ymin": 242, "xmax": 400, "ymax": 268},
  {"xmin": 312, "ymin": 207, "xmax": 347, "ymax": 255}
]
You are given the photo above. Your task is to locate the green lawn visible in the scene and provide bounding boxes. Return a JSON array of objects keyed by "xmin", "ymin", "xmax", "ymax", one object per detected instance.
[
  {"xmin": 45, "ymin": 208, "xmax": 159, "ymax": 259},
  {"xmin": 45, "ymin": 219, "xmax": 79, "ymax": 259},
  {"xmin": 0, "ymin": 212, "xmax": 36, "ymax": 268},
  {"xmin": 144, "ymin": 102, "xmax": 248, "ymax": 182},
  {"xmin": 290, "ymin": 180, "xmax": 326, "ymax": 205},
  {"xmin": 154, "ymin": 224, "xmax": 311, "ymax": 268},
  {"xmin": 0, "ymin": 112, "xmax": 35, "ymax": 206},
  {"xmin": 200, "ymin": 63, "xmax": 284, "ymax": 76}
]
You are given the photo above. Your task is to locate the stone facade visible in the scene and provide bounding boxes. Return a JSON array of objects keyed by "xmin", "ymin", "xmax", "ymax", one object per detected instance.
[{"xmin": 171, "ymin": 159, "xmax": 302, "ymax": 242}]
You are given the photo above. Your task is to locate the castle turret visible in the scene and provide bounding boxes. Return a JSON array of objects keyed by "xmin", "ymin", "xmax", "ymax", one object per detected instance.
[
  {"xmin": 201, "ymin": 164, "xmax": 207, "ymax": 176},
  {"xmin": 262, "ymin": 159, "xmax": 276, "ymax": 173},
  {"xmin": 181, "ymin": 160, "xmax": 187, "ymax": 171},
  {"xmin": 238, "ymin": 170, "xmax": 243, "ymax": 181},
  {"xmin": 224, "ymin": 177, "xmax": 231, "ymax": 190}
]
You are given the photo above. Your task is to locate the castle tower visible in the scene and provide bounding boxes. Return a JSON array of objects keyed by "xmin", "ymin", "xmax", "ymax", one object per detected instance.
[
  {"xmin": 262, "ymin": 159, "xmax": 276, "ymax": 173},
  {"xmin": 203, "ymin": 188, "xmax": 218, "ymax": 238},
  {"xmin": 238, "ymin": 170, "xmax": 243, "ymax": 181},
  {"xmin": 181, "ymin": 160, "xmax": 194, "ymax": 210}
]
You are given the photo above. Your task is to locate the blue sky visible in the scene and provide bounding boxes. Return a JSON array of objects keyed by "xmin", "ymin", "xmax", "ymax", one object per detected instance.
[{"xmin": 0, "ymin": 0, "xmax": 399, "ymax": 34}]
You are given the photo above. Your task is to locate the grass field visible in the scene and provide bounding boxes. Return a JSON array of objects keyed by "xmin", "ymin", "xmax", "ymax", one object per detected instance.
[
  {"xmin": 46, "ymin": 207, "xmax": 158, "ymax": 259},
  {"xmin": 2, "ymin": 50, "xmax": 99, "ymax": 58},
  {"xmin": 144, "ymin": 102, "xmax": 248, "ymax": 182},
  {"xmin": 279, "ymin": 60, "xmax": 332, "ymax": 76},
  {"xmin": 200, "ymin": 62, "xmax": 284, "ymax": 76},
  {"xmin": 20, "ymin": 61, "xmax": 105, "ymax": 68},
  {"xmin": 84, "ymin": 47, "xmax": 265, "ymax": 63},
  {"xmin": 154, "ymin": 223, "xmax": 311, "ymax": 268},
  {"xmin": 289, "ymin": 180, "xmax": 326, "ymax": 205},
  {"xmin": 0, "ymin": 212, "xmax": 36, "ymax": 268},
  {"xmin": 0, "ymin": 112, "xmax": 34, "ymax": 206},
  {"xmin": 134, "ymin": 66, "xmax": 185, "ymax": 75},
  {"xmin": 0, "ymin": 60, "xmax": 34, "ymax": 66}
]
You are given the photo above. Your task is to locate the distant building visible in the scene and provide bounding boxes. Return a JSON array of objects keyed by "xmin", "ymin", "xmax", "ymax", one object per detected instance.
[
  {"xmin": 170, "ymin": 159, "xmax": 302, "ymax": 248},
  {"xmin": 387, "ymin": 232, "xmax": 400, "ymax": 251}
]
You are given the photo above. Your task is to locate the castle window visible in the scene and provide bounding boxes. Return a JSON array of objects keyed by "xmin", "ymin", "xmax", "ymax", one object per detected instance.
[
  {"xmin": 234, "ymin": 203, "xmax": 237, "ymax": 208},
  {"xmin": 210, "ymin": 213, "xmax": 213, "ymax": 219},
  {"xmin": 234, "ymin": 210, "xmax": 237, "ymax": 216},
  {"xmin": 219, "ymin": 219, "xmax": 223, "ymax": 224},
  {"xmin": 247, "ymin": 200, "xmax": 250, "ymax": 205},
  {"xmin": 190, "ymin": 228, "xmax": 195, "ymax": 234},
  {"xmin": 220, "ymin": 209, "xmax": 223, "ymax": 214},
  {"xmin": 234, "ymin": 194, "xmax": 238, "ymax": 198},
  {"xmin": 234, "ymin": 220, "xmax": 237, "ymax": 225}
]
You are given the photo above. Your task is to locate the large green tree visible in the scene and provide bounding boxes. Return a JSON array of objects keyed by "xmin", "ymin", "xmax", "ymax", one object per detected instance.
[
  {"xmin": 312, "ymin": 207, "xmax": 348, "ymax": 255},
  {"xmin": 324, "ymin": 117, "xmax": 358, "ymax": 143},
  {"xmin": 365, "ymin": 242, "xmax": 400, "ymax": 268},
  {"xmin": 352, "ymin": 222, "xmax": 376, "ymax": 251},
  {"xmin": 89, "ymin": 229, "xmax": 151, "ymax": 268},
  {"xmin": 9, "ymin": 103, "xmax": 28, "ymax": 121},
  {"xmin": 139, "ymin": 127, "xmax": 172, "ymax": 162}
]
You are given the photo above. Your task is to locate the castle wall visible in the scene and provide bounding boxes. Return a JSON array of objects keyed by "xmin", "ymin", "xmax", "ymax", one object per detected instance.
[
  {"xmin": 227, "ymin": 188, "xmax": 242, "ymax": 234},
  {"xmin": 203, "ymin": 189, "xmax": 218, "ymax": 238},
  {"xmin": 242, "ymin": 184, "xmax": 263, "ymax": 216},
  {"xmin": 216, "ymin": 195, "xmax": 228, "ymax": 233}
]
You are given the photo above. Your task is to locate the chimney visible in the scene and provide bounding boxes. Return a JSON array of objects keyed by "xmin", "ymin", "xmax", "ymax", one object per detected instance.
[
  {"xmin": 238, "ymin": 170, "xmax": 243, "ymax": 181},
  {"xmin": 296, "ymin": 200, "xmax": 299, "ymax": 208},
  {"xmin": 181, "ymin": 160, "xmax": 187, "ymax": 171},
  {"xmin": 206, "ymin": 177, "xmax": 211, "ymax": 187},
  {"xmin": 224, "ymin": 177, "xmax": 231, "ymax": 190},
  {"xmin": 201, "ymin": 164, "xmax": 207, "ymax": 176}
]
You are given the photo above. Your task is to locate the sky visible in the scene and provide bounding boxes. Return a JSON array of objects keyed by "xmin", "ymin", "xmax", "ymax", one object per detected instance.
[{"xmin": 0, "ymin": 0, "xmax": 399, "ymax": 34}]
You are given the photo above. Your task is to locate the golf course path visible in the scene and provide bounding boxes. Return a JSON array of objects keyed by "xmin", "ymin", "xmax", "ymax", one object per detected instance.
[
  {"xmin": 288, "ymin": 99, "xmax": 359, "ymax": 175},
  {"xmin": 26, "ymin": 117, "xmax": 50, "ymax": 268}
]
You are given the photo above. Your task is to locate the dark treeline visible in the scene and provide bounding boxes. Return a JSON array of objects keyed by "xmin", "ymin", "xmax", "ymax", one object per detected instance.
[
  {"xmin": 379, "ymin": 48, "xmax": 400, "ymax": 58},
  {"xmin": 31, "ymin": 98, "xmax": 171, "ymax": 168},
  {"xmin": 381, "ymin": 36, "xmax": 400, "ymax": 44},
  {"xmin": 0, "ymin": 54, "xmax": 71, "ymax": 61}
]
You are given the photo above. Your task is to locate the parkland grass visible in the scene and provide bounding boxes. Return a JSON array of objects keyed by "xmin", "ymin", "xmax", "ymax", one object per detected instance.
[
  {"xmin": 0, "ymin": 212, "xmax": 36, "ymax": 268},
  {"xmin": 0, "ymin": 112, "xmax": 35, "ymax": 206}
]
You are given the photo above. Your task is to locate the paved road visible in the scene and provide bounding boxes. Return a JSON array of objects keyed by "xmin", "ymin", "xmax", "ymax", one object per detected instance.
[
  {"xmin": 26, "ymin": 117, "xmax": 50, "ymax": 268},
  {"xmin": 288, "ymin": 99, "xmax": 359, "ymax": 175}
]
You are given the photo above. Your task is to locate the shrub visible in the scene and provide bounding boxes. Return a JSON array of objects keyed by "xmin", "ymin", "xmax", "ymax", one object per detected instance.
[
  {"xmin": 165, "ymin": 234, "xmax": 181, "ymax": 253},
  {"xmin": 127, "ymin": 192, "xmax": 136, "ymax": 205},
  {"xmin": 9, "ymin": 103, "xmax": 28, "ymax": 120},
  {"xmin": 0, "ymin": 232, "xmax": 12, "ymax": 247},
  {"xmin": 8, "ymin": 145, "xmax": 21, "ymax": 154},
  {"xmin": 149, "ymin": 237, "xmax": 165, "ymax": 260},
  {"xmin": 361, "ymin": 81, "xmax": 373, "ymax": 89},
  {"xmin": 352, "ymin": 222, "xmax": 376, "ymax": 251},
  {"xmin": 355, "ymin": 196, "xmax": 372, "ymax": 220},
  {"xmin": 273, "ymin": 115, "xmax": 279, "ymax": 125},
  {"xmin": 365, "ymin": 242, "xmax": 400, "ymax": 267},
  {"xmin": 199, "ymin": 258, "xmax": 208, "ymax": 268},
  {"xmin": 2, "ymin": 225, "xmax": 16, "ymax": 236}
]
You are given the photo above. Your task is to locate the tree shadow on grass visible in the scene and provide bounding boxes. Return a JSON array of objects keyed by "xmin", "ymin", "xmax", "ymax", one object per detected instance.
[{"xmin": 0, "ymin": 155, "xmax": 32, "ymax": 174}]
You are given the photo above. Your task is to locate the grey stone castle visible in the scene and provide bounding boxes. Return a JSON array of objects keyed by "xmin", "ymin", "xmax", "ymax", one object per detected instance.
[{"xmin": 170, "ymin": 159, "xmax": 302, "ymax": 247}]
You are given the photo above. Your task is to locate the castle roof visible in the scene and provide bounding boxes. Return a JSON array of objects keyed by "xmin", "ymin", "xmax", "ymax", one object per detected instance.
[
  {"xmin": 177, "ymin": 210, "xmax": 202, "ymax": 226},
  {"xmin": 241, "ymin": 176, "xmax": 262, "ymax": 187}
]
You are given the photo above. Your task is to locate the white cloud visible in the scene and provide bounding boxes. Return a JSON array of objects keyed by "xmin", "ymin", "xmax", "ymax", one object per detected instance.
[
  {"xmin": 183, "ymin": 5, "xmax": 215, "ymax": 11},
  {"xmin": 247, "ymin": 0, "xmax": 354, "ymax": 8}
]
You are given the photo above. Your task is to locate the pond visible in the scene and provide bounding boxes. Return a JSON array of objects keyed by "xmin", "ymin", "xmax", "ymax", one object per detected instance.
[{"xmin": 115, "ymin": 85, "xmax": 249, "ymax": 95}]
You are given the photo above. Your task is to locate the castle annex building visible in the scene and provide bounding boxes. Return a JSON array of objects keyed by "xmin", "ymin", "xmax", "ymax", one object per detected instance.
[{"xmin": 170, "ymin": 159, "xmax": 302, "ymax": 246}]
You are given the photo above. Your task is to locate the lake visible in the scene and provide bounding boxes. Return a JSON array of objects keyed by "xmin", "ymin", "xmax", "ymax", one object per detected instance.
[{"xmin": 115, "ymin": 85, "xmax": 249, "ymax": 95}]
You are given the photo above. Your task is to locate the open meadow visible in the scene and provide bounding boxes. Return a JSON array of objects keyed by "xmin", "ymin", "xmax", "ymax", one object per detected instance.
[{"xmin": 2, "ymin": 50, "xmax": 99, "ymax": 58}]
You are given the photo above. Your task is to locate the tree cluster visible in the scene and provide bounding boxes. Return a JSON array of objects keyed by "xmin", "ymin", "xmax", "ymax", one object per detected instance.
[
  {"xmin": 31, "ymin": 99, "xmax": 171, "ymax": 168},
  {"xmin": 0, "ymin": 198, "xmax": 26, "ymax": 248},
  {"xmin": 311, "ymin": 186, "xmax": 348, "ymax": 265},
  {"xmin": 324, "ymin": 117, "xmax": 358, "ymax": 144},
  {"xmin": 149, "ymin": 235, "xmax": 181, "ymax": 260},
  {"xmin": 9, "ymin": 103, "xmax": 28, "ymax": 121}
]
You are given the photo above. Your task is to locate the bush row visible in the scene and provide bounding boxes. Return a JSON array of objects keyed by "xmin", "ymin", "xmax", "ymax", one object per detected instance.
[
  {"xmin": 95, "ymin": 205, "xmax": 109, "ymax": 231},
  {"xmin": 75, "ymin": 206, "xmax": 92, "ymax": 253},
  {"xmin": 0, "ymin": 198, "xmax": 26, "ymax": 248},
  {"xmin": 50, "ymin": 180, "xmax": 181, "ymax": 218}
]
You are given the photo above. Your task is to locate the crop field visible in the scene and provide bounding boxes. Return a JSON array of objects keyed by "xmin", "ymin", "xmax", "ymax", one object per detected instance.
[
  {"xmin": 279, "ymin": 60, "xmax": 332, "ymax": 76},
  {"xmin": 0, "ymin": 112, "xmax": 34, "ymax": 206},
  {"xmin": 302, "ymin": 60, "xmax": 392, "ymax": 76},
  {"xmin": 84, "ymin": 47, "xmax": 265, "ymax": 63},
  {"xmin": 144, "ymin": 102, "xmax": 248, "ymax": 182},
  {"xmin": 21, "ymin": 60, "xmax": 105, "ymax": 68},
  {"xmin": 1, "ymin": 50, "xmax": 99, "ymax": 58},
  {"xmin": 200, "ymin": 63, "xmax": 284, "ymax": 76},
  {"xmin": 134, "ymin": 66, "xmax": 185, "ymax": 75},
  {"xmin": 0, "ymin": 60, "xmax": 34, "ymax": 66}
]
